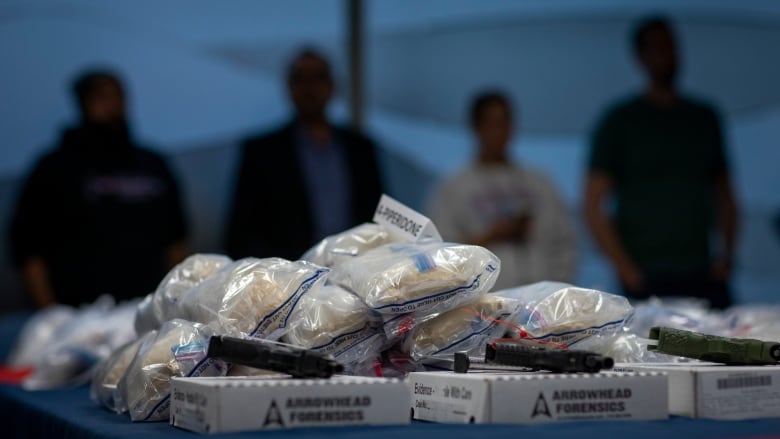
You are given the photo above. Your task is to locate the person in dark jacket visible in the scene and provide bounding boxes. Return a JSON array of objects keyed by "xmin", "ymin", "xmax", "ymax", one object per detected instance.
[
  {"xmin": 8, "ymin": 69, "xmax": 188, "ymax": 308},
  {"xmin": 226, "ymin": 49, "xmax": 383, "ymax": 260}
]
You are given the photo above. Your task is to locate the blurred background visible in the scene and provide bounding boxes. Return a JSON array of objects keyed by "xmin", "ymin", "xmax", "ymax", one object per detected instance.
[{"xmin": 1, "ymin": 0, "xmax": 778, "ymax": 311}]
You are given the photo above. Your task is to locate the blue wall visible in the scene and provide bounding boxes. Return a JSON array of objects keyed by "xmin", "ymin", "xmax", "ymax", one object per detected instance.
[{"xmin": 1, "ymin": 1, "xmax": 778, "ymax": 310}]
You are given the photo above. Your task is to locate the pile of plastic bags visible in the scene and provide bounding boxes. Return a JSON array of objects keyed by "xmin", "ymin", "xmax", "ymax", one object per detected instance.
[
  {"xmin": 11, "ymin": 219, "xmax": 779, "ymax": 423},
  {"xmin": 7, "ymin": 295, "xmax": 137, "ymax": 390}
]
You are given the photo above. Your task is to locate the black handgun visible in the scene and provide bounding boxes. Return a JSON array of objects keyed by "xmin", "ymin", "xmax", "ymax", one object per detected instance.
[
  {"xmin": 206, "ymin": 335, "xmax": 344, "ymax": 378},
  {"xmin": 487, "ymin": 340, "xmax": 613, "ymax": 373},
  {"xmin": 454, "ymin": 340, "xmax": 613, "ymax": 373}
]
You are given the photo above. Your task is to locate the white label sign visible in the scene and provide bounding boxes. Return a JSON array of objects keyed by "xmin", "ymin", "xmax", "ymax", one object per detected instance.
[
  {"xmin": 373, "ymin": 194, "xmax": 442, "ymax": 242},
  {"xmin": 698, "ymin": 371, "xmax": 780, "ymax": 419}
]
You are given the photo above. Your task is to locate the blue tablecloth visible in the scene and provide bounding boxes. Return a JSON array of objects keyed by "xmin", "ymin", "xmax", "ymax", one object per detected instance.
[{"xmin": 1, "ymin": 384, "xmax": 779, "ymax": 439}]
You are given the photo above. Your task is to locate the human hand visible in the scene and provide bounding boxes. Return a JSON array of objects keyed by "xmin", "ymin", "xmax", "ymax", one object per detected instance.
[
  {"xmin": 485, "ymin": 215, "xmax": 532, "ymax": 244},
  {"xmin": 484, "ymin": 218, "xmax": 517, "ymax": 243},
  {"xmin": 617, "ymin": 261, "xmax": 645, "ymax": 293},
  {"xmin": 514, "ymin": 214, "xmax": 532, "ymax": 242},
  {"xmin": 711, "ymin": 256, "xmax": 733, "ymax": 281}
]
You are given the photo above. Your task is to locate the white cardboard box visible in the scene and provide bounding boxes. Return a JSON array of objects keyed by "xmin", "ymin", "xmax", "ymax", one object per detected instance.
[
  {"xmin": 409, "ymin": 371, "xmax": 667, "ymax": 424},
  {"xmin": 170, "ymin": 376, "xmax": 410, "ymax": 433},
  {"xmin": 614, "ymin": 363, "xmax": 780, "ymax": 420}
]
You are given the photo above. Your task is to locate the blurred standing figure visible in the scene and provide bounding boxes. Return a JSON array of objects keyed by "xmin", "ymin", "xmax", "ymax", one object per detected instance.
[
  {"xmin": 585, "ymin": 16, "xmax": 738, "ymax": 308},
  {"xmin": 226, "ymin": 49, "xmax": 383, "ymax": 260},
  {"xmin": 9, "ymin": 69, "xmax": 189, "ymax": 308},
  {"xmin": 429, "ymin": 91, "xmax": 576, "ymax": 290}
]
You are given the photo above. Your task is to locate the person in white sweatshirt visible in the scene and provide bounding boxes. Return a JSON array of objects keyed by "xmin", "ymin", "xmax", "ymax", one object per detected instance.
[{"xmin": 428, "ymin": 91, "xmax": 576, "ymax": 290}]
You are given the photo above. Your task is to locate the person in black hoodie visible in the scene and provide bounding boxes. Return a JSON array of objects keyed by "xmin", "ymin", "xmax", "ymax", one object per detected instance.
[
  {"xmin": 226, "ymin": 49, "xmax": 383, "ymax": 260},
  {"xmin": 8, "ymin": 69, "xmax": 188, "ymax": 308}
]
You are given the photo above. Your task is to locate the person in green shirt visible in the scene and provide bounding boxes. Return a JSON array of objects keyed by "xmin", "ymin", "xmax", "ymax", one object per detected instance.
[{"xmin": 584, "ymin": 16, "xmax": 739, "ymax": 308}]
